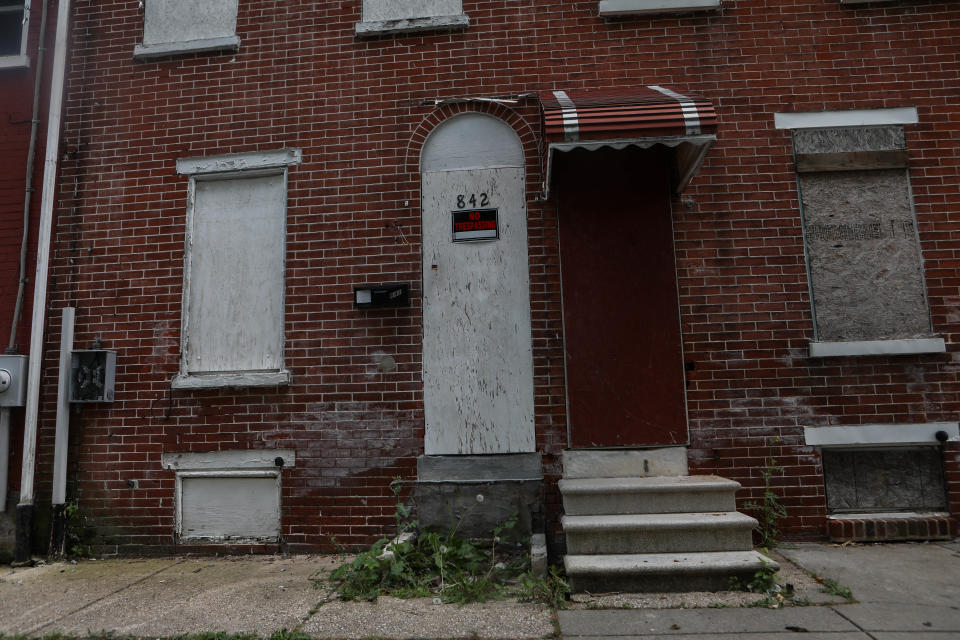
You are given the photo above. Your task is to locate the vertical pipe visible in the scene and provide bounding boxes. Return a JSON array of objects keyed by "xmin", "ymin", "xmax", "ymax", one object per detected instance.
[
  {"xmin": 16, "ymin": 0, "xmax": 72, "ymax": 564},
  {"xmin": 0, "ymin": 408, "xmax": 9, "ymax": 513},
  {"xmin": 48, "ymin": 306, "xmax": 74, "ymax": 556},
  {"xmin": 52, "ymin": 306, "xmax": 74, "ymax": 507},
  {"xmin": 10, "ymin": 0, "xmax": 50, "ymax": 351}
]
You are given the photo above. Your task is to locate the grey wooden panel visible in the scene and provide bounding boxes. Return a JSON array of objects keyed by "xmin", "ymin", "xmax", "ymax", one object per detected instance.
[
  {"xmin": 799, "ymin": 169, "xmax": 931, "ymax": 342},
  {"xmin": 186, "ymin": 173, "xmax": 285, "ymax": 374},
  {"xmin": 180, "ymin": 476, "xmax": 280, "ymax": 540},
  {"xmin": 422, "ymin": 167, "xmax": 535, "ymax": 455},
  {"xmin": 823, "ymin": 448, "xmax": 947, "ymax": 513},
  {"xmin": 362, "ymin": 0, "xmax": 462, "ymax": 21},
  {"xmin": 143, "ymin": 0, "xmax": 238, "ymax": 46}
]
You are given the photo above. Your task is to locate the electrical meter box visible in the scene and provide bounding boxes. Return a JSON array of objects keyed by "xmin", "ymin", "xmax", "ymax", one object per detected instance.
[
  {"xmin": 0, "ymin": 354, "xmax": 28, "ymax": 407},
  {"xmin": 70, "ymin": 349, "xmax": 117, "ymax": 403}
]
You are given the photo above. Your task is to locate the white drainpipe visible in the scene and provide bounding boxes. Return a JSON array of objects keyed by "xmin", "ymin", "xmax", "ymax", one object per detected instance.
[{"xmin": 15, "ymin": 0, "xmax": 72, "ymax": 564}]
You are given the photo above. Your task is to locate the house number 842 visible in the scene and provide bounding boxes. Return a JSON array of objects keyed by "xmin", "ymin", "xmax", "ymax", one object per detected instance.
[{"xmin": 457, "ymin": 193, "xmax": 490, "ymax": 208}]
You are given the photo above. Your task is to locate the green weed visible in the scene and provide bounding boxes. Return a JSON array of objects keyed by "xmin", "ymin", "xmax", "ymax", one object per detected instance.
[
  {"xmin": 744, "ymin": 458, "xmax": 788, "ymax": 548},
  {"xmin": 516, "ymin": 566, "xmax": 571, "ymax": 609}
]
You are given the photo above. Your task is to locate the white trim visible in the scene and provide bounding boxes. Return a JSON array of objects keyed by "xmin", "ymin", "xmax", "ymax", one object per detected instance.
[
  {"xmin": 649, "ymin": 85, "xmax": 701, "ymax": 136},
  {"xmin": 174, "ymin": 469, "xmax": 282, "ymax": 542},
  {"xmin": 809, "ymin": 338, "xmax": 945, "ymax": 358},
  {"xmin": 177, "ymin": 148, "xmax": 302, "ymax": 176},
  {"xmin": 804, "ymin": 423, "xmax": 959, "ymax": 447},
  {"xmin": 774, "ymin": 107, "xmax": 919, "ymax": 130},
  {"xmin": 172, "ymin": 370, "xmax": 291, "ymax": 390},
  {"xmin": 355, "ymin": 13, "xmax": 468, "ymax": 36},
  {"xmin": 162, "ymin": 449, "xmax": 295, "ymax": 471},
  {"xmin": 134, "ymin": 35, "xmax": 240, "ymax": 60},
  {"xmin": 598, "ymin": 0, "xmax": 721, "ymax": 15},
  {"xmin": 544, "ymin": 134, "xmax": 716, "ymax": 198},
  {"xmin": 0, "ymin": 55, "xmax": 30, "ymax": 69},
  {"xmin": 553, "ymin": 90, "xmax": 580, "ymax": 142}
]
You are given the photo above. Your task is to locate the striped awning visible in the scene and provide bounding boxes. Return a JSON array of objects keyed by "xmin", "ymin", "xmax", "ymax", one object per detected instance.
[{"xmin": 541, "ymin": 86, "xmax": 717, "ymax": 143}]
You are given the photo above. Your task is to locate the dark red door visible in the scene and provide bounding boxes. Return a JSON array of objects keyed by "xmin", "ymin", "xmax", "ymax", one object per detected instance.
[{"xmin": 557, "ymin": 147, "xmax": 687, "ymax": 448}]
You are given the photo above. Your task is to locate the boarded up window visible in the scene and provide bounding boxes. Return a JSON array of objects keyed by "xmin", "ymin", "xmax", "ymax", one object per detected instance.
[
  {"xmin": 135, "ymin": 0, "xmax": 240, "ymax": 59},
  {"xmin": 186, "ymin": 174, "xmax": 285, "ymax": 374},
  {"xmin": 174, "ymin": 149, "xmax": 300, "ymax": 389},
  {"xmin": 356, "ymin": 0, "xmax": 468, "ymax": 35},
  {"xmin": 795, "ymin": 126, "xmax": 934, "ymax": 344},
  {"xmin": 180, "ymin": 475, "xmax": 281, "ymax": 540},
  {"xmin": 823, "ymin": 448, "xmax": 947, "ymax": 513}
]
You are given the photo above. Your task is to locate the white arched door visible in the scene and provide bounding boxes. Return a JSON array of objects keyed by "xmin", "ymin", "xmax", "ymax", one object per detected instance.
[{"xmin": 420, "ymin": 113, "xmax": 534, "ymax": 455}]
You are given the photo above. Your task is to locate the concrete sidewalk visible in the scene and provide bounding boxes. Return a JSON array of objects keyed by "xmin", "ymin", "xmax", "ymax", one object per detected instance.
[
  {"xmin": 0, "ymin": 554, "xmax": 553, "ymax": 639},
  {"xmin": 1, "ymin": 540, "xmax": 958, "ymax": 639},
  {"xmin": 560, "ymin": 539, "xmax": 960, "ymax": 639}
]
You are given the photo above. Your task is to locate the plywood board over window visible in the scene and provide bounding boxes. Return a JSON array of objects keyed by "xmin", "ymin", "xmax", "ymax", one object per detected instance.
[
  {"xmin": 173, "ymin": 149, "xmax": 302, "ymax": 390},
  {"xmin": 775, "ymin": 111, "xmax": 946, "ymax": 357},
  {"xmin": 134, "ymin": 0, "xmax": 240, "ymax": 59},
  {"xmin": 356, "ymin": 0, "xmax": 469, "ymax": 36}
]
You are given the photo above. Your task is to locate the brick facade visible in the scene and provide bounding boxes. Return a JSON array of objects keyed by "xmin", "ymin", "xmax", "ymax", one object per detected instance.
[{"xmin": 10, "ymin": 0, "xmax": 960, "ymax": 555}]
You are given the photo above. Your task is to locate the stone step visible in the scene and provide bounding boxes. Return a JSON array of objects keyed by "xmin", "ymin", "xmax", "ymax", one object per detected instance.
[
  {"xmin": 562, "ymin": 448, "xmax": 688, "ymax": 479},
  {"xmin": 562, "ymin": 512, "xmax": 757, "ymax": 555},
  {"xmin": 564, "ymin": 550, "xmax": 778, "ymax": 593},
  {"xmin": 560, "ymin": 475, "xmax": 740, "ymax": 515}
]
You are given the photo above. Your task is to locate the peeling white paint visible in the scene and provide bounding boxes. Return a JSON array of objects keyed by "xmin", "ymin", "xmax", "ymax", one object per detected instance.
[{"xmin": 422, "ymin": 168, "xmax": 535, "ymax": 455}]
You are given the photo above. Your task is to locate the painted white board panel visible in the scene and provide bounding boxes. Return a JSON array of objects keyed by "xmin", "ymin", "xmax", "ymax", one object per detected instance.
[
  {"xmin": 362, "ymin": 0, "xmax": 463, "ymax": 21},
  {"xmin": 180, "ymin": 476, "xmax": 280, "ymax": 540},
  {"xmin": 185, "ymin": 173, "xmax": 285, "ymax": 374},
  {"xmin": 422, "ymin": 167, "xmax": 535, "ymax": 455},
  {"xmin": 143, "ymin": 0, "xmax": 238, "ymax": 47}
]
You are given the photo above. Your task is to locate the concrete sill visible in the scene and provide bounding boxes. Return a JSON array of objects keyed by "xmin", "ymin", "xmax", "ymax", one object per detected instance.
[
  {"xmin": 355, "ymin": 14, "xmax": 469, "ymax": 36},
  {"xmin": 134, "ymin": 35, "xmax": 240, "ymax": 60},
  {"xmin": 0, "ymin": 55, "xmax": 29, "ymax": 69},
  {"xmin": 172, "ymin": 370, "xmax": 290, "ymax": 390},
  {"xmin": 598, "ymin": 0, "xmax": 721, "ymax": 16},
  {"xmin": 804, "ymin": 422, "xmax": 960, "ymax": 447},
  {"xmin": 809, "ymin": 337, "xmax": 946, "ymax": 358}
]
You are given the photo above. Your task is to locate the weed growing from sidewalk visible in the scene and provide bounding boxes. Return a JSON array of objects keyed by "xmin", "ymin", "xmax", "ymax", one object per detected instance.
[
  {"xmin": 744, "ymin": 457, "xmax": 788, "ymax": 548},
  {"xmin": 317, "ymin": 481, "xmax": 565, "ymax": 605},
  {"xmin": 811, "ymin": 573, "xmax": 854, "ymax": 601},
  {"xmin": 516, "ymin": 566, "xmax": 570, "ymax": 610}
]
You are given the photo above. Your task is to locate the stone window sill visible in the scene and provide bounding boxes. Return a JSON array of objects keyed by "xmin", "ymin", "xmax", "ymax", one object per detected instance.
[
  {"xmin": 804, "ymin": 422, "xmax": 959, "ymax": 447},
  {"xmin": 355, "ymin": 14, "xmax": 469, "ymax": 37},
  {"xmin": 0, "ymin": 55, "xmax": 29, "ymax": 69},
  {"xmin": 808, "ymin": 337, "xmax": 946, "ymax": 358},
  {"xmin": 172, "ymin": 370, "xmax": 290, "ymax": 390},
  {"xmin": 598, "ymin": 0, "xmax": 721, "ymax": 16},
  {"xmin": 134, "ymin": 35, "xmax": 240, "ymax": 61}
]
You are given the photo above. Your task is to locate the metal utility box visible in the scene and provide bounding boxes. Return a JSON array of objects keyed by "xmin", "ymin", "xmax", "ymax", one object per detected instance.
[
  {"xmin": 353, "ymin": 283, "xmax": 410, "ymax": 309},
  {"xmin": 0, "ymin": 354, "xmax": 28, "ymax": 407},
  {"xmin": 70, "ymin": 350, "xmax": 117, "ymax": 403}
]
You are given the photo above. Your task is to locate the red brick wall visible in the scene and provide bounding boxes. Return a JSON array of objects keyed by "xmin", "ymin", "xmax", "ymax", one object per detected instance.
[{"xmin": 31, "ymin": 0, "xmax": 960, "ymax": 553}]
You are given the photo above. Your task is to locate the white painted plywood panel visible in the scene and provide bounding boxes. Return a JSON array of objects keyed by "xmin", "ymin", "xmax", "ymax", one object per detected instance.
[
  {"xmin": 422, "ymin": 167, "xmax": 535, "ymax": 455},
  {"xmin": 186, "ymin": 173, "xmax": 285, "ymax": 374},
  {"xmin": 180, "ymin": 476, "xmax": 279, "ymax": 540},
  {"xmin": 363, "ymin": 0, "xmax": 463, "ymax": 21},
  {"xmin": 143, "ymin": 0, "xmax": 238, "ymax": 46}
]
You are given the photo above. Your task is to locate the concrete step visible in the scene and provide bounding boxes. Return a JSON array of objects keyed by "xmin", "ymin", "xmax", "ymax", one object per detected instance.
[
  {"xmin": 560, "ymin": 475, "xmax": 740, "ymax": 515},
  {"xmin": 562, "ymin": 448, "xmax": 688, "ymax": 479},
  {"xmin": 564, "ymin": 550, "xmax": 778, "ymax": 593},
  {"xmin": 562, "ymin": 512, "xmax": 757, "ymax": 555}
]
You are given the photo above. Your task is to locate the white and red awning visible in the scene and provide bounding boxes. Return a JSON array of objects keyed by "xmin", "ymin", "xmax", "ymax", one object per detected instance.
[
  {"xmin": 541, "ymin": 86, "xmax": 717, "ymax": 142},
  {"xmin": 540, "ymin": 86, "xmax": 718, "ymax": 194}
]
